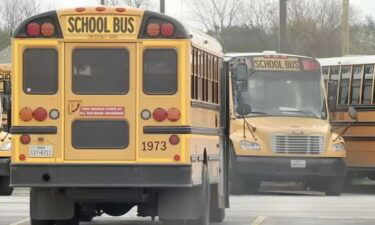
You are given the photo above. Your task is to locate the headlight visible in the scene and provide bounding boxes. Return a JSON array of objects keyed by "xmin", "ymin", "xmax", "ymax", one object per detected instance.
[
  {"xmin": 332, "ymin": 143, "xmax": 345, "ymax": 152},
  {"xmin": 240, "ymin": 140, "xmax": 260, "ymax": 150},
  {"xmin": 0, "ymin": 142, "xmax": 11, "ymax": 151}
]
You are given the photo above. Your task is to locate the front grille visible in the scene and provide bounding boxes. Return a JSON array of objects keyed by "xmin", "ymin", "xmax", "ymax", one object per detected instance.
[{"xmin": 271, "ymin": 135, "xmax": 324, "ymax": 154}]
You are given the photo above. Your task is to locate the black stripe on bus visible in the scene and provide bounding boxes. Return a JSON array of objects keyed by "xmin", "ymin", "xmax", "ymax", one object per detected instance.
[
  {"xmin": 331, "ymin": 121, "xmax": 375, "ymax": 126},
  {"xmin": 10, "ymin": 126, "xmax": 57, "ymax": 134},
  {"xmin": 143, "ymin": 126, "xmax": 222, "ymax": 135},
  {"xmin": 343, "ymin": 136, "xmax": 375, "ymax": 141}
]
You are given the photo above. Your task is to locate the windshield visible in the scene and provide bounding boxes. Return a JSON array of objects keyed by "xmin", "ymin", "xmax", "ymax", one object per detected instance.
[{"xmin": 234, "ymin": 71, "xmax": 326, "ymax": 119}]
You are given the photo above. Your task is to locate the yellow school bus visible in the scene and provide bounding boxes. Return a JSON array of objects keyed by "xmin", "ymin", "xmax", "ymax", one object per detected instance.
[
  {"xmin": 10, "ymin": 7, "xmax": 228, "ymax": 224},
  {"xmin": 226, "ymin": 52, "xmax": 347, "ymax": 196},
  {"xmin": 0, "ymin": 63, "xmax": 12, "ymax": 195},
  {"xmin": 318, "ymin": 56, "xmax": 375, "ymax": 183}
]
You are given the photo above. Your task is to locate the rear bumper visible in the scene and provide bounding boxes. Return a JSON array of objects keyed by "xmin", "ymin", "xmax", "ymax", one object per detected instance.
[
  {"xmin": 0, "ymin": 158, "xmax": 10, "ymax": 176},
  {"xmin": 11, "ymin": 164, "xmax": 192, "ymax": 188},
  {"xmin": 233, "ymin": 156, "xmax": 346, "ymax": 180}
]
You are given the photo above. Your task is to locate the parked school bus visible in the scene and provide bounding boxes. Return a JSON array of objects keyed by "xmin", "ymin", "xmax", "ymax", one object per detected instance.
[
  {"xmin": 0, "ymin": 63, "xmax": 12, "ymax": 195},
  {"xmin": 318, "ymin": 56, "xmax": 375, "ymax": 183},
  {"xmin": 10, "ymin": 7, "xmax": 228, "ymax": 224},
  {"xmin": 226, "ymin": 52, "xmax": 347, "ymax": 196}
]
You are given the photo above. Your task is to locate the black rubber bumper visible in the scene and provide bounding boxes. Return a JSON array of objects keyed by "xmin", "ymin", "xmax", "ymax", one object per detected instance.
[
  {"xmin": 0, "ymin": 158, "xmax": 10, "ymax": 176},
  {"xmin": 11, "ymin": 164, "xmax": 192, "ymax": 188},
  {"xmin": 234, "ymin": 156, "xmax": 346, "ymax": 180}
]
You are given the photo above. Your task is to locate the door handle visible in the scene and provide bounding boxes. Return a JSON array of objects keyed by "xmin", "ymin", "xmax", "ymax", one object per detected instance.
[{"xmin": 68, "ymin": 100, "xmax": 82, "ymax": 115}]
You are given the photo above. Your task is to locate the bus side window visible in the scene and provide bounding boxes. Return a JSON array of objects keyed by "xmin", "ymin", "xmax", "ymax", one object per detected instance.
[
  {"xmin": 350, "ymin": 66, "xmax": 362, "ymax": 104},
  {"xmin": 328, "ymin": 66, "xmax": 340, "ymax": 108},
  {"xmin": 363, "ymin": 65, "xmax": 374, "ymax": 104},
  {"xmin": 339, "ymin": 65, "xmax": 351, "ymax": 105}
]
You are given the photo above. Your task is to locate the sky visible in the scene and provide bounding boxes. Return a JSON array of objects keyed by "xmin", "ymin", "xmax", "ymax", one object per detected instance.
[{"xmin": 44, "ymin": 0, "xmax": 375, "ymax": 24}]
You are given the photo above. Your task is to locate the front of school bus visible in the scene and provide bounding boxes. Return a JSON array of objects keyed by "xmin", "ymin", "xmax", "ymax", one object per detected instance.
[
  {"xmin": 10, "ymin": 7, "xmax": 225, "ymax": 224},
  {"xmin": 0, "ymin": 64, "xmax": 13, "ymax": 195},
  {"xmin": 227, "ymin": 52, "xmax": 346, "ymax": 196}
]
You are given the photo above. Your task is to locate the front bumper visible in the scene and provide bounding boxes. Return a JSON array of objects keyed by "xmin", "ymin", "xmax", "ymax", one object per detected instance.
[
  {"xmin": 234, "ymin": 156, "xmax": 346, "ymax": 180},
  {"xmin": 0, "ymin": 158, "xmax": 10, "ymax": 176},
  {"xmin": 11, "ymin": 164, "xmax": 192, "ymax": 188}
]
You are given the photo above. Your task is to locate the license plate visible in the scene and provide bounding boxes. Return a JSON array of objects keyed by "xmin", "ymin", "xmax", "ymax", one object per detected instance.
[
  {"xmin": 29, "ymin": 145, "xmax": 53, "ymax": 158},
  {"xmin": 291, "ymin": 159, "xmax": 306, "ymax": 168}
]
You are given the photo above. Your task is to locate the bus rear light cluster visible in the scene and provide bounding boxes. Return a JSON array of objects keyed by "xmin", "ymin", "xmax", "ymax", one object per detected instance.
[
  {"xmin": 303, "ymin": 60, "xmax": 320, "ymax": 71},
  {"xmin": 152, "ymin": 108, "xmax": 180, "ymax": 122},
  {"xmin": 20, "ymin": 134, "xmax": 31, "ymax": 145},
  {"xmin": 146, "ymin": 22, "xmax": 175, "ymax": 38},
  {"xmin": 33, "ymin": 107, "xmax": 48, "ymax": 121},
  {"xmin": 20, "ymin": 107, "xmax": 49, "ymax": 121},
  {"xmin": 26, "ymin": 22, "xmax": 55, "ymax": 37}
]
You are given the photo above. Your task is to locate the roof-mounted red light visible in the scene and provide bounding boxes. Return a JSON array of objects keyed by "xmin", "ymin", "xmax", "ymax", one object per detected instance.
[
  {"xmin": 75, "ymin": 7, "xmax": 86, "ymax": 12},
  {"xmin": 41, "ymin": 23, "xmax": 55, "ymax": 37},
  {"xmin": 161, "ymin": 23, "xmax": 175, "ymax": 37},
  {"xmin": 303, "ymin": 60, "xmax": 320, "ymax": 71},
  {"xmin": 96, "ymin": 7, "xmax": 106, "ymax": 12},
  {"xmin": 116, "ymin": 7, "xmax": 126, "ymax": 12},
  {"xmin": 26, "ymin": 23, "xmax": 40, "ymax": 37},
  {"xmin": 147, "ymin": 23, "xmax": 160, "ymax": 37}
]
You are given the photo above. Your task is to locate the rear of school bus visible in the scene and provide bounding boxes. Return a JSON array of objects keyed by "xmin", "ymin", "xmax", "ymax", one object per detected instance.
[
  {"xmin": 10, "ymin": 7, "xmax": 225, "ymax": 224},
  {"xmin": 0, "ymin": 64, "xmax": 13, "ymax": 195},
  {"xmin": 227, "ymin": 52, "xmax": 346, "ymax": 196}
]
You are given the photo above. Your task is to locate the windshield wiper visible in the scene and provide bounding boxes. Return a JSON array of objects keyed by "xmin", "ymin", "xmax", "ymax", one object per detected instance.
[{"xmin": 279, "ymin": 107, "xmax": 319, "ymax": 119}]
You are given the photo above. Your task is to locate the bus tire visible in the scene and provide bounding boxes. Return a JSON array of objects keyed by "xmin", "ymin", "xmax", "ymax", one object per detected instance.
[
  {"xmin": 188, "ymin": 164, "xmax": 210, "ymax": 225},
  {"xmin": 324, "ymin": 178, "xmax": 344, "ymax": 196},
  {"xmin": 30, "ymin": 220, "xmax": 53, "ymax": 225},
  {"xmin": 210, "ymin": 184, "xmax": 225, "ymax": 222},
  {"xmin": 0, "ymin": 176, "xmax": 13, "ymax": 196}
]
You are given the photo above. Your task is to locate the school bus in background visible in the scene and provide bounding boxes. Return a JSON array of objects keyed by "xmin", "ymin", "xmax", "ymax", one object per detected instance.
[
  {"xmin": 318, "ymin": 56, "xmax": 375, "ymax": 183},
  {"xmin": 0, "ymin": 63, "xmax": 12, "ymax": 196},
  {"xmin": 226, "ymin": 52, "xmax": 347, "ymax": 196},
  {"xmin": 10, "ymin": 7, "xmax": 228, "ymax": 225}
]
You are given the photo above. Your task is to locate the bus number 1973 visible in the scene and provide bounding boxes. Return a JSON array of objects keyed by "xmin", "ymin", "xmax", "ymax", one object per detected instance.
[{"xmin": 142, "ymin": 141, "xmax": 167, "ymax": 151}]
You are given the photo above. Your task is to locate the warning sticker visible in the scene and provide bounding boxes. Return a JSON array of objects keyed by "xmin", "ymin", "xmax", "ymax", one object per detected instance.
[{"xmin": 80, "ymin": 106, "xmax": 125, "ymax": 117}]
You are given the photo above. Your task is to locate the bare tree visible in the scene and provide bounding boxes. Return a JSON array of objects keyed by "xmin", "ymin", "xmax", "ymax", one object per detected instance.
[
  {"xmin": 240, "ymin": 0, "xmax": 277, "ymax": 30},
  {"xmin": 189, "ymin": 0, "xmax": 241, "ymax": 41},
  {"xmin": 0, "ymin": 0, "xmax": 41, "ymax": 31},
  {"xmin": 102, "ymin": 0, "xmax": 151, "ymax": 8}
]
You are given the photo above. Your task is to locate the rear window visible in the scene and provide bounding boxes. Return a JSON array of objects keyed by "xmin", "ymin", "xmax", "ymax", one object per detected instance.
[
  {"xmin": 143, "ymin": 49, "xmax": 177, "ymax": 94},
  {"xmin": 72, "ymin": 120, "xmax": 129, "ymax": 149},
  {"xmin": 72, "ymin": 48, "xmax": 129, "ymax": 95},
  {"xmin": 23, "ymin": 48, "xmax": 58, "ymax": 94}
]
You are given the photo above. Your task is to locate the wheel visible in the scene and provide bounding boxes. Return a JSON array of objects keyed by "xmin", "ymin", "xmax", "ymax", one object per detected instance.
[
  {"xmin": 55, "ymin": 217, "xmax": 79, "ymax": 225},
  {"xmin": 0, "ymin": 176, "xmax": 13, "ymax": 196},
  {"xmin": 325, "ymin": 178, "xmax": 344, "ymax": 196},
  {"xmin": 188, "ymin": 164, "xmax": 210, "ymax": 225},
  {"xmin": 30, "ymin": 220, "xmax": 54, "ymax": 225},
  {"xmin": 210, "ymin": 184, "xmax": 225, "ymax": 222}
]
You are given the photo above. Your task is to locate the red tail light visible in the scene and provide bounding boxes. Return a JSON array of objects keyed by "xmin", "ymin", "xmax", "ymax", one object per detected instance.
[
  {"xmin": 41, "ymin": 23, "xmax": 55, "ymax": 37},
  {"xmin": 169, "ymin": 135, "xmax": 180, "ymax": 145},
  {"xmin": 161, "ymin": 23, "xmax": 175, "ymax": 37},
  {"xmin": 20, "ymin": 107, "xmax": 33, "ymax": 121},
  {"xmin": 26, "ymin": 23, "xmax": 40, "ymax": 36},
  {"xmin": 147, "ymin": 23, "xmax": 160, "ymax": 37},
  {"xmin": 20, "ymin": 134, "xmax": 31, "ymax": 145},
  {"xmin": 33, "ymin": 107, "xmax": 48, "ymax": 121},
  {"xmin": 19, "ymin": 154, "xmax": 26, "ymax": 161},
  {"xmin": 174, "ymin": 154, "xmax": 181, "ymax": 161},
  {"xmin": 167, "ymin": 108, "xmax": 180, "ymax": 122},
  {"xmin": 153, "ymin": 108, "xmax": 167, "ymax": 122}
]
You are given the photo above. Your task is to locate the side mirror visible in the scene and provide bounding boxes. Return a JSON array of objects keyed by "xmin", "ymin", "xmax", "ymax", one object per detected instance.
[
  {"xmin": 236, "ymin": 103, "xmax": 252, "ymax": 116},
  {"xmin": 3, "ymin": 80, "xmax": 10, "ymax": 95},
  {"xmin": 348, "ymin": 106, "xmax": 358, "ymax": 121},
  {"xmin": 235, "ymin": 63, "xmax": 248, "ymax": 81}
]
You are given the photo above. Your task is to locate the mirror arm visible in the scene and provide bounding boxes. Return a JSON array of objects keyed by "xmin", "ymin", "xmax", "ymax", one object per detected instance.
[
  {"xmin": 242, "ymin": 115, "xmax": 257, "ymax": 140},
  {"xmin": 333, "ymin": 122, "xmax": 351, "ymax": 142}
]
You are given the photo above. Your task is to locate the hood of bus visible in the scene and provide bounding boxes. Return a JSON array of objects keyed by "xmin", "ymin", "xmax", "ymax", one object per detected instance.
[{"xmin": 230, "ymin": 116, "xmax": 345, "ymax": 157}]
